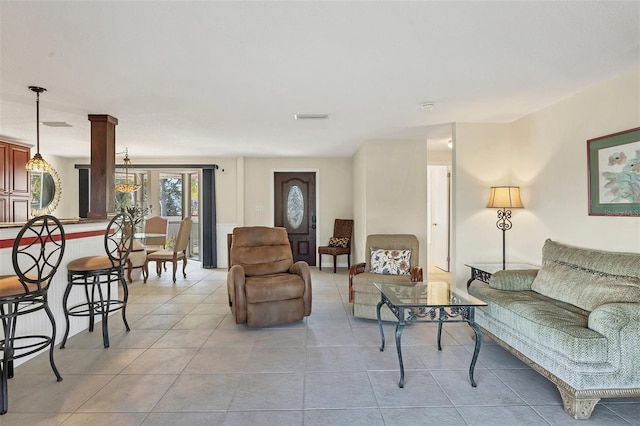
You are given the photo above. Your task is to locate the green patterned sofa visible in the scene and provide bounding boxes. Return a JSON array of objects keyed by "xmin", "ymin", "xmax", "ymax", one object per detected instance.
[{"xmin": 468, "ymin": 239, "xmax": 640, "ymax": 419}]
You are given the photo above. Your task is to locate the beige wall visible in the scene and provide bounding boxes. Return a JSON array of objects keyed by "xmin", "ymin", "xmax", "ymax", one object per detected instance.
[
  {"xmin": 40, "ymin": 69, "xmax": 640, "ymax": 280},
  {"xmin": 352, "ymin": 145, "xmax": 367, "ymax": 266},
  {"xmin": 426, "ymin": 149, "xmax": 452, "ymax": 165},
  {"xmin": 452, "ymin": 67, "xmax": 640, "ymax": 290},
  {"xmin": 511, "ymin": 68, "xmax": 640, "ymax": 258},
  {"xmin": 353, "ymin": 139, "xmax": 429, "ymax": 269},
  {"xmin": 43, "ymin": 154, "xmax": 79, "ymax": 219},
  {"xmin": 452, "ymin": 123, "xmax": 513, "ymax": 289},
  {"xmin": 242, "ymin": 157, "xmax": 353, "ymax": 267}
]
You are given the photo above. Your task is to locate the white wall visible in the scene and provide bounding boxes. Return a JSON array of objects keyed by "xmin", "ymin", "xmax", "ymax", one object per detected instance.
[{"xmin": 452, "ymin": 68, "xmax": 640, "ymax": 290}]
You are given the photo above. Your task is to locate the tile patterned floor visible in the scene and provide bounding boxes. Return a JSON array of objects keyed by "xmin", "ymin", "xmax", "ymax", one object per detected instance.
[{"xmin": 3, "ymin": 265, "xmax": 639, "ymax": 425}]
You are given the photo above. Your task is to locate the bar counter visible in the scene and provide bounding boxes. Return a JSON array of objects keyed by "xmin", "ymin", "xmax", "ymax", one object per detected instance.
[
  {"xmin": 0, "ymin": 217, "xmax": 107, "ymax": 229},
  {"xmin": 0, "ymin": 219, "xmax": 114, "ymax": 366}
]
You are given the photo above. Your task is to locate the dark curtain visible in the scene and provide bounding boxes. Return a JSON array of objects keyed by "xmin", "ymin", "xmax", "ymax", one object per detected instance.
[
  {"xmin": 79, "ymin": 169, "xmax": 89, "ymax": 218},
  {"xmin": 202, "ymin": 167, "xmax": 217, "ymax": 268}
]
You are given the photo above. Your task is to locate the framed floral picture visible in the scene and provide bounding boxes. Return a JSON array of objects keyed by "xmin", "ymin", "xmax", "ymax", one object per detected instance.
[{"xmin": 587, "ymin": 127, "xmax": 640, "ymax": 216}]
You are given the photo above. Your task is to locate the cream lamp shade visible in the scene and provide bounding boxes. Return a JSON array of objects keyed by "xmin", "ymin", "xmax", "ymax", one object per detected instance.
[{"xmin": 486, "ymin": 186, "xmax": 524, "ymax": 209}]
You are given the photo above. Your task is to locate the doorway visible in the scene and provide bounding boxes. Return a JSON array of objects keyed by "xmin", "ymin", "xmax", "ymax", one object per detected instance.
[
  {"xmin": 274, "ymin": 172, "xmax": 317, "ymax": 265},
  {"xmin": 428, "ymin": 165, "xmax": 450, "ymax": 272},
  {"xmin": 158, "ymin": 172, "xmax": 200, "ymax": 259}
]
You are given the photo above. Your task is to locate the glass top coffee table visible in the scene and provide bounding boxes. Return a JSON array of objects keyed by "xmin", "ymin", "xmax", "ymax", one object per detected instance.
[{"xmin": 374, "ymin": 281, "xmax": 487, "ymax": 388}]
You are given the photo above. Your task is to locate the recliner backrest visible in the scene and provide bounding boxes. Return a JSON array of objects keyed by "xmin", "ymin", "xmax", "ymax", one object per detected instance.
[
  {"xmin": 231, "ymin": 226, "xmax": 294, "ymax": 276},
  {"xmin": 365, "ymin": 234, "xmax": 419, "ymax": 273}
]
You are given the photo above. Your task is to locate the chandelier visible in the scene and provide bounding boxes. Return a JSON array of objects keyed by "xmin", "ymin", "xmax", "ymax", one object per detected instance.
[
  {"xmin": 114, "ymin": 148, "xmax": 141, "ymax": 193},
  {"xmin": 25, "ymin": 86, "xmax": 51, "ymax": 172}
]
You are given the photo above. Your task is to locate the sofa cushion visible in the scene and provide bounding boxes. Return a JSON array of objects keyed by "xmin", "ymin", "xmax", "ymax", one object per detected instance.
[
  {"xmin": 328, "ymin": 237, "xmax": 349, "ymax": 248},
  {"xmin": 370, "ymin": 248, "xmax": 411, "ymax": 275},
  {"xmin": 541, "ymin": 239, "xmax": 640, "ymax": 278},
  {"xmin": 531, "ymin": 261, "xmax": 640, "ymax": 312},
  {"xmin": 469, "ymin": 284, "xmax": 608, "ymax": 364},
  {"xmin": 489, "ymin": 269, "xmax": 538, "ymax": 291},
  {"xmin": 244, "ymin": 273, "xmax": 304, "ymax": 303},
  {"xmin": 352, "ymin": 272, "xmax": 413, "ymax": 295}
]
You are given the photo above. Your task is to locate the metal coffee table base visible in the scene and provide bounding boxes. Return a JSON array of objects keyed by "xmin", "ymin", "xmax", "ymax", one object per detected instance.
[{"xmin": 376, "ymin": 297, "xmax": 483, "ymax": 388}]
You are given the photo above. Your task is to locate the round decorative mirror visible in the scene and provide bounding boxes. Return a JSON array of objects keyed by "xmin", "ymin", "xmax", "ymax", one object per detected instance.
[{"xmin": 30, "ymin": 166, "xmax": 61, "ymax": 216}]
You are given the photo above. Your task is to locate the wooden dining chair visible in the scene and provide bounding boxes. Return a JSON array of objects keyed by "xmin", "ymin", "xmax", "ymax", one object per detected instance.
[
  {"xmin": 143, "ymin": 216, "xmax": 168, "ymax": 254},
  {"xmin": 144, "ymin": 217, "xmax": 193, "ymax": 283}
]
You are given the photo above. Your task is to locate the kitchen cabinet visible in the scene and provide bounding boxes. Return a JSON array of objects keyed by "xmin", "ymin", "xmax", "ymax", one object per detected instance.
[{"xmin": 0, "ymin": 141, "xmax": 30, "ymax": 222}]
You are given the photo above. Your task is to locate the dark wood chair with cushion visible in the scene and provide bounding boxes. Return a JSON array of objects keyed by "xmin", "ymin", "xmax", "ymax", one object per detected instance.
[
  {"xmin": 317, "ymin": 219, "xmax": 354, "ymax": 273},
  {"xmin": 227, "ymin": 226, "xmax": 312, "ymax": 327}
]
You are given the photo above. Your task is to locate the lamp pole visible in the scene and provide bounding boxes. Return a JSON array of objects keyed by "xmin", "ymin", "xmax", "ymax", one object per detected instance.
[{"xmin": 496, "ymin": 208, "xmax": 512, "ymax": 270}]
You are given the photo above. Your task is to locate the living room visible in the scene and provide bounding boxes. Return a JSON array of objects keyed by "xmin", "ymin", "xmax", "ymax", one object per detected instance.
[
  {"xmin": 37, "ymin": 67, "xmax": 640, "ymax": 288},
  {"xmin": 0, "ymin": 1, "xmax": 639, "ymax": 424}
]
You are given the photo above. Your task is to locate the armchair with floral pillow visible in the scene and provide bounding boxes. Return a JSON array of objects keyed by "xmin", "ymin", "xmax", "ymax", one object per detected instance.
[{"xmin": 349, "ymin": 234, "xmax": 422, "ymax": 320}]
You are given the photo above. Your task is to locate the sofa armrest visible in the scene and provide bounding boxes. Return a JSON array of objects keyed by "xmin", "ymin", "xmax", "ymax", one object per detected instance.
[
  {"xmin": 411, "ymin": 266, "xmax": 423, "ymax": 282},
  {"xmin": 290, "ymin": 261, "xmax": 313, "ymax": 316},
  {"xmin": 589, "ymin": 303, "xmax": 640, "ymax": 376},
  {"xmin": 227, "ymin": 264, "xmax": 247, "ymax": 324},
  {"xmin": 589, "ymin": 303, "xmax": 640, "ymax": 336},
  {"xmin": 489, "ymin": 269, "xmax": 538, "ymax": 291},
  {"xmin": 348, "ymin": 262, "xmax": 366, "ymax": 302}
]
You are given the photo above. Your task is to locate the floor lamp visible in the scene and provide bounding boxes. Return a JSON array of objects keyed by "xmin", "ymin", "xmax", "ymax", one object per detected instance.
[{"xmin": 487, "ymin": 186, "xmax": 524, "ymax": 270}]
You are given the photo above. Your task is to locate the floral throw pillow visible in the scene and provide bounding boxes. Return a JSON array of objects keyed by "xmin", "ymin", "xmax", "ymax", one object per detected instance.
[
  {"xmin": 328, "ymin": 237, "xmax": 349, "ymax": 248},
  {"xmin": 370, "ymin": 248, "xmax": 412, "ymax": 275}
]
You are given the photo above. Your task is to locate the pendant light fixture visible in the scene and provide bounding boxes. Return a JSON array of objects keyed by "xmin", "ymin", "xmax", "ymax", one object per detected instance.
[
  {"xmin": 114, "ymin": 148, "xmax": 141, "ymax": 193},
  {"xmin": 25, "ymin": 86, "xmax": 51, "ymax": 172}
]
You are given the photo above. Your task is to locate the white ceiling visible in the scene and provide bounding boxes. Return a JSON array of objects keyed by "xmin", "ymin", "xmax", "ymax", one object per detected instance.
[{"xmin": 1, "ymin": 1, "xmax": 638, "ymax": 159}]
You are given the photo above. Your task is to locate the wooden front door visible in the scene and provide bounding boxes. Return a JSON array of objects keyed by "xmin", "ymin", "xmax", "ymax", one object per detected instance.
[{"xmin": 274, "ymin": 172, "xmax": 316, "ymax": 265}]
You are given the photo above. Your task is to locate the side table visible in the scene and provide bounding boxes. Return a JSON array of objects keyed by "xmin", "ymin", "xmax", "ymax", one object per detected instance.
[{"xmin": 465, "ymin": 263, "xmax": 538, "ymax": 289}]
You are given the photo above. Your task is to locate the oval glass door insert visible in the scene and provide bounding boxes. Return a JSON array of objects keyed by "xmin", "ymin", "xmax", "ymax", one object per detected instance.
[{"xmin": 287, "ymin": 185, "xmax": 304, "ymax": 229}]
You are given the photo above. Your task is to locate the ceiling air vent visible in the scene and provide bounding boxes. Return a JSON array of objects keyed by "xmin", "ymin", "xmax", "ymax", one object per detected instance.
[
  {"xmin": 42, "ymin": 121, "xmax": 72, "ymax": 127},
  {"xmin": 294, "ymin": 114, "xmax": 329, "ymax": 120}
]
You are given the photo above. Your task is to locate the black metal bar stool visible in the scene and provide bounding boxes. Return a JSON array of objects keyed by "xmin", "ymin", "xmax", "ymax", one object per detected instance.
[
  {"xmin": 0, "ymin": 215, "xmax": 66, "ymax": 415},
  {"xmin": 60, "ymin": 213, "xmax": 133, "ymax": 349}
]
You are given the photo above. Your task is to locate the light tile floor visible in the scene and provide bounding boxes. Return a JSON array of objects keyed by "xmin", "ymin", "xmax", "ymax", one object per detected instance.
[{"xmin": 4, "ymin": 265, "xmax": 639, "ymax": 425}]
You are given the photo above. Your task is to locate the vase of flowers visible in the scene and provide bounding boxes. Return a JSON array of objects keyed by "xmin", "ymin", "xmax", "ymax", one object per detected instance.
[{"xmin": 122, "ymin": 205, "xmax": 151, "ymax": 234}]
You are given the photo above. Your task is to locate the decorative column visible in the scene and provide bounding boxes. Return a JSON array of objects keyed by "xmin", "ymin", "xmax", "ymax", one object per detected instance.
[{"xmin": 87, "ymin": 114, "xmax": 118, "ymax": 219}]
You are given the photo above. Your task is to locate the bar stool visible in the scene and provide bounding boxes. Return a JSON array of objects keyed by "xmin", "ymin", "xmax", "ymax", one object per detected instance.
[
  {"xmin": 0, "ymin": 215, "xmax": 66, "ymax": 415},
  {"xmin": 60, "ymin": 213, "xmax": 134, "ymax": 349}
]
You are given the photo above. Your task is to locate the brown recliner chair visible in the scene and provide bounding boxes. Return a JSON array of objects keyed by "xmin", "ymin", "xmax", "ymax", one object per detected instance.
[{"xmin": 227, "ymin": 226, "xmax": 312, "ymax": 327}]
